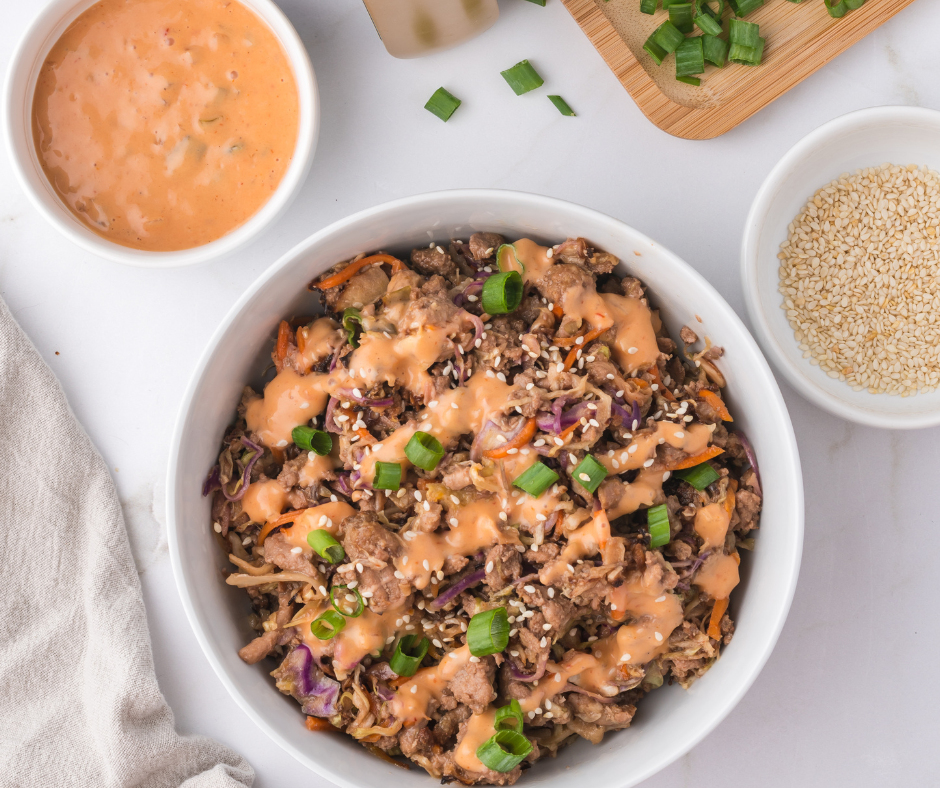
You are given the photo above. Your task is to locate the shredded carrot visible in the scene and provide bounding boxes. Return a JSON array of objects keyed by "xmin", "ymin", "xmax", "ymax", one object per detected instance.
[
  {"xmin": 625, "ymin": 377, "xmax": 650, "ymax": 389},
  {"xmin": 724, "ymin": 487, "xmax": 736, "ymax": 516},
  {"xmin": 561, "ymin": 329, "xmax": 607, "ymax": 371},
  {"xmin": 483, "ymin": 418, "xmax": 537, "ymax": 459},
  {"xmin": 554, "ymin": 325, "xmax": 606, "ymax": 348},
  {"xmin": 356, "ymin": 428, "xmax": 375, "ymax": 444},
  {"xmin": 648, "ymin": 365, "xmax": 676, "ymax": 401},
  {"xmin": 699, "ymin": 389, "xmax": 733, "ymax": 422},
  {"xmin": 732, "ymin": 551, "xmax": 741, "ymax": 566},
  {"xmin": 296, "ymin": 325, "xmax": 307, "ymax": 355},
  {"xmin": 665, "ymin": 445, "xmax": 725, "ymax": 471},
  {"xmin": 257, "ymin": 508, "xmax": 310, "ymax": 546},
  {"xmin": 275, "ymin": 320, "xmax": 291, "ymax": 366},
  {"xmin": 551, "ymin": 304, "xmax": 564, "ymax": 319},
  {"xmin": 306, "ymin": 716, "xmax": 337, "ymax": 732},
  {"xmin": 708, "ymin": 597, "xmax": 729, "ymax": 640},
  {"xmin": 310, "ymin": 254, "xmax": 405, "ymax": 290},
  {"xmin": 558, "ymin": 420, "xmax": 581, "ymax": 442}
]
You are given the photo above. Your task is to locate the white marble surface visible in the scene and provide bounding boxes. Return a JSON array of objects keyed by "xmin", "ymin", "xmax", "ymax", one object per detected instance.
[{"xmin": 2, "ymin": 0, "xmax": 938, "ymax": 785}]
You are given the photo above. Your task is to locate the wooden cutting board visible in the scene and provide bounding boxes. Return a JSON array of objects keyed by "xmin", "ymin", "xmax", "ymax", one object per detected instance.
[{"xmin": 561, "ymin": 0, "xmax": 919, "ymax": 139}]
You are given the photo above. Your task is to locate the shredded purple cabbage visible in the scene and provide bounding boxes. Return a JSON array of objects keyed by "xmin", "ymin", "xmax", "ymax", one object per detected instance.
[
  {"xmin": 429, "ymin": 567, "xmax": 486, "ymax": 610},
  {"xmin": 219, "ymin": 437, "xmax": 263, "ymax": 502},
  {"xmin": 509, "ymin": 652, "xmax": 548, "ymax": 683},
  {"xmin": 291, "ymin": 644, "xmax": 340, "ymax": 717},
  {"xmin": 202, "ymin": 465, "xmax": 221, "ymax": 497},
  {"xmin": 736, "ymin": 429, "xmax": 762, "ymax": 495}
]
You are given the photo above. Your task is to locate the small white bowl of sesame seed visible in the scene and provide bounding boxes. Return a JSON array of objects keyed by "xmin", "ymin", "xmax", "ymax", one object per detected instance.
[{"xmin": 742, "ymin": 105, "xmax": 940, "ymax": 429}]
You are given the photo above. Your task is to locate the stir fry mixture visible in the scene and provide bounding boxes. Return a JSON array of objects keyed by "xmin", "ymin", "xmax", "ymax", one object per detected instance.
[{"xmin": 205, "ymin": 234, "xmax": 762, "ymax": 784}]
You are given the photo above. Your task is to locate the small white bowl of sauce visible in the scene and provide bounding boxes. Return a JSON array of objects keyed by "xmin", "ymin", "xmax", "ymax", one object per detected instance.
[{"xmin": 4, "ymin": 0, "xmax": 318, "ymax": 267}]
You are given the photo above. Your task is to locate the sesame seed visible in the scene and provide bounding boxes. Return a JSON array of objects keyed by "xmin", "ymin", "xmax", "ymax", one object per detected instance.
[
  {"xmin": 451, "ymin": 402, "xmax": 459, "ymax": 409},
  {"xmin": 606, "ymin": 373, "xmax": 615, "ymax": 380},
  {"xmin": 486, "ymin": 561, "xmax": 494, "ymax": 573},
  {"xmin": 554, "ymin": 437, "xmax": 564, "ymax": 446},
  {"xmin": 213, "ymin": 522, "xmax": 222, "ymax": 533},
  {"xmin": 675, "ymin": 431, "xmax": 685, "ymax": 439},
  {"xmin": 655, "ymin": 595, "xmax": 666, "ymax": 602},
  {"xmin": 523, "ymin": 585, "xmax": 535, "ymax": 593},
  {"xmin": 414, "ymin": 490, "xmax": 423, "ymax": 501},
  {"xmin": 627, "ymin": 347, "xmax": 638, "ymax": 354},
  {"xmin": 663, "ymin": 471, "xmax": 671, "ymax": 481},
  {"xmin": 526, "ymin": 382, "xmax": 534, "ymax": 390},
  {"xmin": 643, "ymin": 458, "xmax": 655, "ymax": 468},
  {"xmin": 394, "ymin": 570, "xmax": 405, "ymax": 579},
  {"xmin": 387, "ymin": 636, "xmax": 395, "ymax": 644},
  {"xmin": 497, "ymin": 372, "xmax": 507, "ymax": 382},
  {"xmin": 507, "ymin": 447, "xmax": 519, "ymax": 455},
  {"xmin": 291, "ymin": 546, "xmax": 302, "ymax": 554},
  {"xmin": 356, "ymin": 562, "xmax": 364, "ymax": 572},
  {"xmin": 510, "ymin": 650, "xmax": 519, "ymax": 657},
  {"xmin": 610, "ymin": 603, "xmax": 618, "ymax": 610},
  {"xmin": 655, "ymin": 632, "xmax": 664, "ymax": 642},
  {"xmin": 547, "ymin": 588, "xmax": 554, "ymax": 598},
  {"xmin": 423, "ymin": 559, "xmax": 430, "ymax": 571},
  {"xmin": 436, "ymin": 245, "xmax": 445, "ymax": 254},
  {"xmin": 402, "ymin": 556, "xmax": 409, "ymax": 565},
  {"xmin": 469, "ymin": 655, "xmax": 480, "ymax": 663},
  {"xmin": 499, "ymin": 512, "xmax": 508, "ymax": 521},
  {"xmin": 410, "ymin": 685, "xmax": 418, "ymax": 694},
  {"xmin": 542, "ymin": 623, "xmax": 552, "ymax": 631},
  {"xmin": 540, "ymin": 637, "xmax": 547, "ymax": 647},
  {"xmin": 474, "ymin": 338, "xmax": 482, "ymax": 347},
  {"xmin": 556, "ymin": 362, "xmax": 564, "ymax": 372},
  {"xmin": 579, "ymin": 472, "xmax": 590, "ymax": 482},
  {"xmin": 450, "ymin": 517, "xmax": 459, "ymax": 526}
]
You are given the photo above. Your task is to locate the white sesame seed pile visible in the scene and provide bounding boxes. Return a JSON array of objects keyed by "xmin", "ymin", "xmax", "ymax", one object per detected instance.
[{"xmin": 778, "ymin": 164, "xmax": 940, "ymax": 396}]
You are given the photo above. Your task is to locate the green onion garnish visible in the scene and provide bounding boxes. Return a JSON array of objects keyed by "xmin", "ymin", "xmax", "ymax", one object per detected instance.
[
  {"xmin": 651, "ymin": 20, "xmax": 685, "ymax": 55},
  {"xmin": 643, "ymin": 37, "xmax": 668, "ymax": 66},
  {"xmin": 342, "ymin": 308, "xmax": 362, "ymax": 348},
  {"xmin": 494, "ymin": 700, "xmax": 524, "ymax": 734},
  {"xmin": 311, "ymin": 609, "xmax": 346, "ymax": 640},
  {"xmin": 330, "ymin": 584, "xmax": 364, "ymax": 617},
  {"xmin": 292, "ymin": 426, "xmax": 332, "ymax": 455},
  {"xmin": 729, "ymin": 18, "xmax": 760, "ymax": 48},
  {"xmin": 676, "ymin": 76, "xmax": 701, "ymax": 86},
  {"xmin": 694, "ymin": 9, "xmax": 723, "ymax": 36},
  {"xmin": 482, "ymin": 271, "xmax": 523, "ymax": 315},
  {"xmin": 647, "ymin": 504, "xmax": 671, "ymax": 548},
  {"xmin": 640, "ymin": 0, "xmax": 658, "ymax": 13},
  {"xmin": 307, "ymin": 530, "xmax": 345, "ymax": 563},
  {"xmin": 703, "ymin": 34, "xmax": 729, "ymax": 67},
  {"xmin": 675, "ymin": 36, "xmax": 705, "ymax": 78},
  {"xmin": 674, "ymin": 462, "xmax": 721, "ymax": 490},
  {"xmin": 467, "ymin": 607, "xmax": 510, "ymax": 656},
  {"xmin": 668, "ymin": 3, "xmax": 694, "ymax": 34},
  {"xmin": 425, "ymin": 87, "xmax": 461, "ymax": 122},
  {"xmin": 476, "ymin": 730, "xmax": 533, "ymax": 773},
  {"xmin": 548, "ymin": 95, "xmax": 576, "ymax": 116},
  {"xmin": 512, "ymin": 461, "xmax": 560, "ymax": 498},
  {"xmin": 389, "ymin": 634, "xmax": 430, "ymax": 677},
  {"xmin": 522, "ymin": 0, "xmax": 546, "ymax": 5},
  {"xmin": 572, "ymin": 454, "xmax": 608, "ymax": 494},
  {"xmin": 496, "ymin": 244, "xmax": 523, "ymax": 275},
  {"xmin": 404, "ymin": 431, "xmax": 445, "ymax": 471},
  {"xmin": 728, "ymin": 37, "xmax": 764, "ymax": 65},
  {"xmin": 373, "ymin": 461, "xmax": 402, "ymax": 491},
  {"xmin": 500, "ymin": 60, "xmax": 544, "ymax": 96},
  {"xmin": 727, "ymin": 0, "xmax": 763, "ymax": 15},
  {"xmin": 824, "ymin": 0, "xmax": 865, "ymax": 16}
]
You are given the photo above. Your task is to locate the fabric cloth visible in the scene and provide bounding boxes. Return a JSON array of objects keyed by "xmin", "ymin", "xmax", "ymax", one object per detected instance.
[{"xmin": 0, "ymin": 298, "xmax": 253, "ymax": 787}]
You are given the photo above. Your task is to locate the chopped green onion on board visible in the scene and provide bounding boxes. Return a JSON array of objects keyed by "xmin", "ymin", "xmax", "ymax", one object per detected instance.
[
  {"xmin": 425, "ymin": 87, "xmax": 461, "ymax": 122},
  {"xmin": 501, "ymin": 60, "xmax": 544, "ymax": 95},
  {"xmin": 548, "ymin": 95, "xmax": 576, "ymax": 116}
]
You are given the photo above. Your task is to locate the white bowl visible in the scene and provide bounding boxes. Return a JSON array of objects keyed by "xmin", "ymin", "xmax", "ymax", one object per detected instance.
[
  {"xmin": 168, "ymin": 190, "xmax": 803, "ymax": 788},
  {"xmin": 742, "ymin": 106, "xmax": 940, "ymax": 429},
  {"xmin": 2, "ymin": 0, "xmax": 318, "ymax": 268}
]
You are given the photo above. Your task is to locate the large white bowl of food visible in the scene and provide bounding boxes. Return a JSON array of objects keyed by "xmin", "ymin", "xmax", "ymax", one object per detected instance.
[{"xmin": 167, "ymin": 189, "xmax": 803, "ymax": 788}]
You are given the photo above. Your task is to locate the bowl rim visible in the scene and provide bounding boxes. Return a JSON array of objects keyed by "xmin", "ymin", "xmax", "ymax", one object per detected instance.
[
  {"xmin": 2, "ymin": 0, "xmax": 319, "ymax": 268},
  {"xmin": 168, "ymin": 188, "xmax": 804, "ymax": 787},
  {"xmin": 740, "ymin": 104, "xmax": 940, "ymax": 429}
]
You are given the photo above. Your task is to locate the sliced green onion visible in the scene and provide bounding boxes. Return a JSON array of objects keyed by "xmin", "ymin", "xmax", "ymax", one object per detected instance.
[
  {"xmin": 390, "ymin": 634, "xmax": 430, "ymax": 677},
  {"xmin": 640, "ymin": 0, "xmax": 658, "ymax": 13},
  {"xmin": 661, "ymin": 0, "xmax": 685, "ymax": 7},
  {"xmin": 728, "ymin": 37, "xmax": 764, "ymax": 65},
  {"xmin": 467, "ymin": 607, "xmax": 510, "ymax": 656},
  {"xmin": 494, "ymin": 700, "xmax": 524, "ymax": 734},
  {"xmin": 342, "ymin": 308, "xmax": 362, "ymax": 348},
  {"xmin": 651, "ymin": 20, "xmax": 685, "ymax": 55},
  {"xmin": 572, "ymin": 454, "xmax": 608, "ymax": 494},
  {"xmin": 675, "ymin": 36, "xmax": 705, "ymax": 77},
  {"xmin": 548, "ymin": 95, "xmax": 576, "ymax": 116},
  {"xmin": 307, "ymin": 530, "xmax": 345, "ymax": 563},
  {"xmin": 496, "ymin": 244, "xmax": 524, "ymax": 275},
  {"xmin": 729, "ymin": 18, "xmax": 760, "ymax": 47},
  {"xmin": 647, "ymin": 504, "xmax": 671, "ymax": 548},
  {"xmin": 476, "ymin": 730, "xmax": 533, "ymax": 773},
  {"xmin": 676, "ymin": 76, "xmax": 701, "ymax": 86},
  {"xmin": 373, "ymin": 461, "xmax": 402, "ymax": 491},
  {"xmin": 694, "ymin": 10, "xmax": 723, "ymax": 35},
  {"xmin": 500, "ymin": 60, "xmax": 544, "ymax": 96},
  {"xmin": 699, "ymin": 0, "xmax": 726, "ymax": 17},
  {"xmin": 330, "ymin": 584, "xmax": 365, "ymax": 617},
  {"xmin": 845, "ymin": 0, "xmax": 865, "ymax": 8},
  {"xmin": 482, "ymin": 271, "xmax": 523, "ymax": 314},
  {"xmin": 824, "ymin": 0, "xmax": 846, "ymax": 16},
  {"xmin": 668, "ymin": 3, "xmax": 694, "ymax": 34},
  {"xmin": 425, "ymin": 87, "xmax": 461, "ymax": 122},
  {"xmin": 727, "ymin": 0, "xmax": 763, "ymax": 15},
  {"xmin": 512, "ymin": 461, "xmax": 560, "ymax": 498},
  {"xmin": 674, "ymin": 462, "xmax": 721, "ymax": 490},
  {"xmin": 292, "ymin": 426, "xmax": 332, "ymax": 455},
  {"xmin": 703, "ymin": 34, "xmax": 729, "ymax": 67},
  {"xmin": 311, "ymin": 609, "xmax": 346, "ymax": 640},
  {"xmin": 404, "ymin": 431, "xmax": 445, "ymax": 471},
  {"xmin": 643, "ymin": 36, "xmax": 668, "ymax": 66},
  {"xmin": 523, "ymin": 0, "xmax": 547, "ymax": 4}
]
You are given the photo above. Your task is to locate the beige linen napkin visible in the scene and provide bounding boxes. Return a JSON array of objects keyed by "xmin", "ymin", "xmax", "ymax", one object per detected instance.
[{"xmin": 0, "ymin": 298, "xmax": 253, "ymax": 787}]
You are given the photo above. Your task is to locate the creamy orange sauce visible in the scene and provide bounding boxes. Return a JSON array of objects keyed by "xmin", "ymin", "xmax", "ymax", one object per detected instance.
[
  {"xmin": 302, "ymin": 602, "xmax": 408, "ymax": 671},
  {"xmin": 246, "ymin": 368, "xmax": 330, "ymax": 448},
  {"xmin": 606, "ymin": 468, "xmax": 665, "ymax": 519},
  {"xmin": 297, "ymin": 318, "xmax": 343, "ymax": 374},
  {"xmin": 454, "ymin": 709, "xmax": 497, "ymax": 772},
  {"xmin": 391, "ymin": 644, "xmax": 473, "ymax": 723},
  {"xmin": 279, "ymin": 501, "xmax": 356, "ymax": 549},
  {"xmin": 599, "ymin": 292, "xmax": 660, "ymax": 374},
  {"xmin": 694, "ymin": 553, "xmax": 740, "ymax": 600},
  {"xmin": 694, "ymin": 503, "xmax": 732, "ymax": 551},
  {"xmin": 298, "ymin": 453, "xmax": 336, "ymax": 488},
  {"xmin": 241, "ymin": 479, "xmax": 287, "ymax": 523},
  {"xmin": 32, "ymin": 0, "xmax": 299, "ymax": 251},
  {"xmin": 597, "ymin": 421, "xmax": 712, "ymax": 475}
]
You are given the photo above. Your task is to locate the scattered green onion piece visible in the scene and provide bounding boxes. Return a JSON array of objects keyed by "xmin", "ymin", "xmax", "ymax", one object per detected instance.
[
  {"xmin": 342, "ymin": 308, "xmax": 362, "ymax": 348},
  {"xmin": 330, "ymin": 584, "xmax": 365, "ymax": 617},
  {"xmin": 548, "ymin": 95, "xmax": 576, "ymax": 116},
  {"xmin": 676, "ymin": 76, "xmax": 701, "ymax": 85},
  {"xmin": 694, "ymin": 10, "xmax": 723, "ymax": 35},
  {"xmin": 476, "ymin": 730, "xmax": 533, "ymax": 773},
  {"xmin": 482, "ymin": 271, "xmax": 524, "ymax": 314},
  {"xmin": 467, "ymin": 607, "xmax": 510, "ymax": 656},
  {"xmin": 729, "ymin": 18, "xmax": 760, "ymax": 47},
  {"xmin": 727, "ymin": 0, "xmax": 763, "ymax": 15},
  {"xmin": 512, "ymin": 461, "xmax": 560, "ymax": 498},
  {"xmin": 496, "ymin": 244, "xmax": 524, "ymax": 275},
  {"xmin": 373, "ymin": 461, "xmax": 402, "ymax": 491},
  {"xmin": 643, "ymin": 36, "xmax": 668, "ymax": 66},
  {"xmin": 845, "ymin": 0, "xmax": 865, "ymax": 8},
  {"xmin": 675, "ymin": 36, "xmax": 705, "ymax": 77},
  {"xmin": 647, "ymin": 504, "xmax": 671, "ymax": 548},
  {"xmin": 500, "ymin": 60, "xmax": 544, "ymax": 96},
  {"xmin": 651, "ymin": 21, "xmax": 685, "ymax": 55},
  {"xmin": 728, "ymin": 37, "xmax": 764, "ymax": 65},
  {"xmin": 307, "ymin": 530, "xmax": 345, "ymax": 563},
  {"xmin": 311, "ymin": 609, "xmax": 346, "ymax": 640},
  {"xmin": 668, "ymin": 3, "xmax": 694, "ymax": 34},
  {"xmin": 674, "ymin": 462, "xmax": 721, "ymax": 490},
  {"xmin": 425, "ymin": 88, "xmax": 461, "ymax": 122},
  {"xmin": 404, "ymin": 431, "xmax": 445, "ymax": 471},
  {"xmin": 572, "ymin": 454, "xmax": 607, "ymax": 494},
  {"xmin": 390, "ymin": 634, "xmax": 430, "ymax": 677},
  {"xmin": 292, "ymin": 426, "xmax": 332, "ymax": 455},
  {"xmin": 523, "ymin": 0, "xmax": 546, "ymax": 5},
  {"xmin": 703, "ymin": 34, "xmax": 729, "ymax": 67},
  {"xmin": 640, "ymin": 0, "xmax": 658, "ymax": 13},
  {"xmin": 494, "ymin": 700, "xmax": 524, "ymax": 734},
  {"xmin": 661, "ymin": 0, "xmax": 684, "ymax": 7},
  {"xmin": 824, "ymin": 0, "xmax": 849, "ymax": 16},
  {"xmin": 699, "ymin": 0, "xmax": 725, "ymax": 15}
]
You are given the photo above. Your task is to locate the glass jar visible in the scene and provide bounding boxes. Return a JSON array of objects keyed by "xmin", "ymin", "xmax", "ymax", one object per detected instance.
[{"xmin": 362, "ymin": 0, "xmax": 499, "ymax": 59}]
